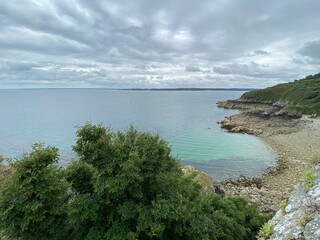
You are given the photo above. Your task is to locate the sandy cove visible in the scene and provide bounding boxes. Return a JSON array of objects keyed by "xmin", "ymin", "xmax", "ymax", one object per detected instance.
[
  {"xmin": 215, "ymin": 100, "xmax": 320, "ymax": 214},
  {"xmin": 1, "ymin": 100, "xmax": 319, "ymax": 214}
]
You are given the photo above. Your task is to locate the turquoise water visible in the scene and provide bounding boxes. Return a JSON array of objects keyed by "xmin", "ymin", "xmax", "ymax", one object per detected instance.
[{"xmin": 0, "ymin": 89, "xmax": 275, "ymax": 179}]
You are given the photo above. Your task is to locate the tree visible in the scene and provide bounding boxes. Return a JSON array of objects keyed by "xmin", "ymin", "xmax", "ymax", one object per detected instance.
[
  {"xmin": 68, "ymin": 123, "xmax": 268, "ymax": 239},
  {"xmin": 0, "ymin": 144, "xmax": 69, "ymax": 240},
  {"xmin": 0, "ymin": 124, "xmax": 268, "ymax": 239}
]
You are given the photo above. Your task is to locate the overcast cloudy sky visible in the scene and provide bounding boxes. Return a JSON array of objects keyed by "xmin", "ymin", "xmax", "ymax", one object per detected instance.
[{"xmin": 0, "ymin": 0, "xmax": 319, "ymax": 89}]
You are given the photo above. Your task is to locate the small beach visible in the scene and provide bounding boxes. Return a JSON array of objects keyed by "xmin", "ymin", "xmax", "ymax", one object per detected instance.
[{"xmin": 217, "ymin": 106, "xmax": 320, "ymax": 213}]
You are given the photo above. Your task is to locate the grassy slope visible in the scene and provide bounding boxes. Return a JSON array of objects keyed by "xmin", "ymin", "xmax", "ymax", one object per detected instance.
[{"xmin": 241, "ymin": 73, "xmax": 320, "ymax": 114}]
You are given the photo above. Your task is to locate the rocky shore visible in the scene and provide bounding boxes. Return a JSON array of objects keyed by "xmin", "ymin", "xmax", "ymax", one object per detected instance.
[{"xmin": 214, "ymin": 100, "xmax": 320, "ymax": 214}]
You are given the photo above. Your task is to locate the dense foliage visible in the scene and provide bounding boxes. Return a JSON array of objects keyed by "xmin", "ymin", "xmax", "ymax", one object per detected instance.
[
  {"xmin": 0, "ymin": 124, "xmax": 268, "ymax": 239},
  {"xmin": 0, "ymin": 144, "xmax": 69, "ymax": 240},
  {"xmin": 241, "ymin": 73, "xmax": 320, "ymax": 114}
]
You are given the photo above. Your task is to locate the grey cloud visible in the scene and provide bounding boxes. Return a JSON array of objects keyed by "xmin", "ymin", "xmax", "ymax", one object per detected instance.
[
  {"xmin": 0, "ymin": 0, "xmax": 320, "ymax": 88},
  {"xmin": 298, "ymin": 39, "xmax": 320, "ymax": 60},
  {"xmin": 254, "ymin": 50, "xmax": 268, "ymax": 55},
  {"xmin": 213, "ymin": 61, "xmax": 268, "ymax": 76},
  {"xmin": 292, "ymin": 55, "xmax": 320, "ymax": 65},
  {"xmin": 248, "ymin": 50, "xmax": 268, "ymax": 57},
  {"xmin": 185, "ymin": 66, "xmax": 202, "ymax": 72},
  {"xmin": 212, "ymin": 61, "xmax": 298, "ymax": 80},
  {"xmin": 7, "ymin": 62, "xmax": 41, "ymax": 71}
]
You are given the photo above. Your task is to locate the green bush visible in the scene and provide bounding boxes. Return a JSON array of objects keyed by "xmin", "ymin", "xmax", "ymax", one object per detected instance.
[
  {"xmin": 0, "ymin": 124, "xmax": 268, "ymax": 239},
  {"xmin": 257, "ymin": 222, "xmax": 273, "ymax": 239},
  {"xmin": 0, "ymin": 144, "xmax": 69, "ymax": 240}
]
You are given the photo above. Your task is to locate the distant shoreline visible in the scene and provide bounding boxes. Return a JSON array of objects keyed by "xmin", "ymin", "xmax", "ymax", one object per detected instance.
[
  {"xmin": 0, "ymin": 88, "xmax": 256, "ymax": 91},
  {"xmin": 120, "ymin": 88, "xmax": 256, "ymax": 91}
]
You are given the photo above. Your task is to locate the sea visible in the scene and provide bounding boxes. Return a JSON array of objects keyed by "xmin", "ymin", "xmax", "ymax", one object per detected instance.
[{"xmin": 0, "ymin": 89, "xmax": 275, "ymax": 180}]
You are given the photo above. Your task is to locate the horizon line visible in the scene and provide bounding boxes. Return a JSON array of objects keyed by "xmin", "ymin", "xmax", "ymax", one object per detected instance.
[{"xmin": 0, "ymin": 87, "xmax": 257, "ymax": 91}]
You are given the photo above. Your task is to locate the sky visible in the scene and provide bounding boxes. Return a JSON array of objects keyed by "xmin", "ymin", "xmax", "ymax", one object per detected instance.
[{"xmin": 0, "ymin": 0, "xmax": 319, "ymax": 89}]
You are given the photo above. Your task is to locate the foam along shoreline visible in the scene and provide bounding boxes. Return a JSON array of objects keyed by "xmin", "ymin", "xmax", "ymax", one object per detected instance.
[{"xmin": 215, "ymin": 101, "xmax": 320, "ymax": 213}]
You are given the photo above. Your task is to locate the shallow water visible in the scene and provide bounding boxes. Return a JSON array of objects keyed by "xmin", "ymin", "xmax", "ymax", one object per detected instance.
[{"xmin": 0, "ymin": 89, "xmax": 275, "ymax": 179}]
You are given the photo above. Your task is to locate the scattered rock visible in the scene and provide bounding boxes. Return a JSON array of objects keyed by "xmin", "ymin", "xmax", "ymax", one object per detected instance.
[{"xmin": 219, "ymin": 111, "xmax": 298, "ymax": 136}]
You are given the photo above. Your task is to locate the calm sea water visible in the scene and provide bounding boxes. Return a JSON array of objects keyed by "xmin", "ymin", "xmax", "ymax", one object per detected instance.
[{"xmin": 0, "ymin": 89, "xmax": 275, "ymax": 179}]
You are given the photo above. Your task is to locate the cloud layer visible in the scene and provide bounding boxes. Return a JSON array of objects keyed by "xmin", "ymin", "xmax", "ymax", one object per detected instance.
[{"xmin": 0, "ymin": 0, "xmax": 319, "ymax": 88}]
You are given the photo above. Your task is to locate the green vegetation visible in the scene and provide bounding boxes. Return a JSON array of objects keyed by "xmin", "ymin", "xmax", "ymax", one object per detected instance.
[
  {"xmin": 257, "ymin": 222, "xmax": 273, "ymax": 240},
  {"xmin": 308, "ymin": 151, "xmax": 320, "ymax": 165},
  {"xmin": 0, "ymin": 144, "xmax": 69, "ymax": 240},
  {"xmin": 299, "ymin": 205, "xmax": 317, "ymax": 229},
  {"xmin": 241, "ymin": 73, "xmax": 320, "ymax": 114},
  {"xmin": 303, "ymin": 167, "xmax": 316, "ymax": 190},
  {"xmin": 182, "ymin": 165, "xmax": 214, "ymax": 195},
  {"xmin": 0, "ymin": 124, "xmax": 268, "ymax": 240},
  {"xmin": 301, "ymin": 151, "xmax": 319, "ymax": 191},
  {"xmin": 278, "ymin": 200, "xmax": 287, "ymax": 215},
  {"xmin": 0, "ymin": 165, "xmax": 13, "ymax": 187}
]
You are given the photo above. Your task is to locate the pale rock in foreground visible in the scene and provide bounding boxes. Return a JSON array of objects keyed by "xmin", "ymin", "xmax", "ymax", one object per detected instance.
[{"xmin": 260, "ymin": 164, "xmax": 320, "ymax": 240}]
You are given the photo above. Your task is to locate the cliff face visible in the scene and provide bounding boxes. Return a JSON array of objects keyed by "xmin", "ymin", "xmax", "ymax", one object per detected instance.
[{"xmin": 260, "ymin": 164, "xmax": 320, "ymax": 240}]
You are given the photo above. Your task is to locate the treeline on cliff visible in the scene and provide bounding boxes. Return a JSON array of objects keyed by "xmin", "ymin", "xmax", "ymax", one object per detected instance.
[
  {"xmin": 241, "ymin": 73, "xmax": 320, "ymax": 114},
  {"xmin": 0, "ymin": 123, "xmax": 268, "ymax": 240}
]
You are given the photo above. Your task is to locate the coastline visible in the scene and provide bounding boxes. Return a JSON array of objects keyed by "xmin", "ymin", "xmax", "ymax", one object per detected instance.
[{"xmin": 215, "ymin": 101, "xmax": 320, "ymax": 213}]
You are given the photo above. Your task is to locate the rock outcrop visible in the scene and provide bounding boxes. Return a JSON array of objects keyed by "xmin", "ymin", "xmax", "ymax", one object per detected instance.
[
  {"xmin": 218, "ymin": 112, "xmax": 299, "ymax": 136},
  {"xmin": 182, "ymin": 165, "xmax": 214, "ymax": 195},
  {"xmin": 217, "ymin": 100, "xmax": 302, "ymax": 119},
  {"xmin": 259, "ymin": 164, "xmax": 320, "ymax": 240},
  {"xmin": 216, "ymin": 100, "xmax": 283, "ymax": 112}
]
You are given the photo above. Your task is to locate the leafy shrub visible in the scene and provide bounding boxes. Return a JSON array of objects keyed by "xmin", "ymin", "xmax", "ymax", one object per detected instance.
[
  {"xmin": 257, "ymin": 222, "xmax": 273, "ymax": 239},
  {"xmin": 0, "ymin": 144, "xmax": 69, "ymax": 240},
  {"xmin": 0, "ymin": 124, "xmax": 268, "ymax": 239}
]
